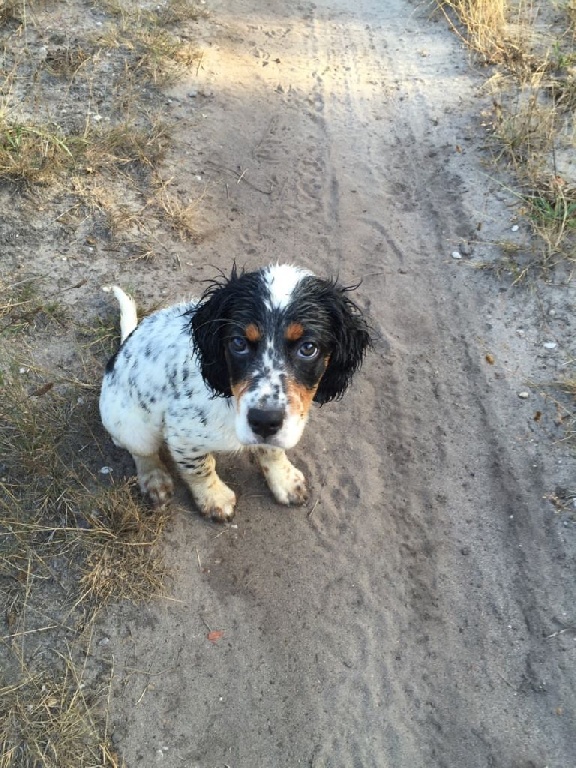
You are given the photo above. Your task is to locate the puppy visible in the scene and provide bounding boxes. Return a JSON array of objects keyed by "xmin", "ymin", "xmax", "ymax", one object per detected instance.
[{"xmin": 100, "ymin": 264, "xmax": 370, "ymax": 521}]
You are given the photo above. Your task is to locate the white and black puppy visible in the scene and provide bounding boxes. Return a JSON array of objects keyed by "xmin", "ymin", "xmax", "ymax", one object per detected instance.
[{"xmin": 100, "ymin": 264, "xmax": 370, "ymax": 521}]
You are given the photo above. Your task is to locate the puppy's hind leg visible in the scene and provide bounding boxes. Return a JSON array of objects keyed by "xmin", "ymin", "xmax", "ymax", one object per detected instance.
[
  {"xmin": 172, "ymin": 451, "xmax": 237, "ymax": 522},
  {"xmin": 133, "ymin": 454, "xmax": 174, "ymax": 507}
]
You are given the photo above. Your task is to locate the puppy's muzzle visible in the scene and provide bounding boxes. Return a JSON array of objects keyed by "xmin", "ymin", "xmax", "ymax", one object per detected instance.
[{"xmin": 247, "ymin": 407, "xmax": 285, "ymax": 439}]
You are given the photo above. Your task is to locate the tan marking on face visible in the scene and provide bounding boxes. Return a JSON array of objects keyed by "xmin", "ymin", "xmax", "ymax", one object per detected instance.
[
  {"xmin": 285, "ymin": 322, "xmax": 305, "ymax": 342},
  {"xmin": 286, "ymin": 379, "xmax": 318, "ymax": 419},
  {"xmin": 245, "ymin": 323, "xmax": 261, "ymax": 342},
  {"xmin": 231, "ymin": 379, "xmax": 251, "ymax": 411}
]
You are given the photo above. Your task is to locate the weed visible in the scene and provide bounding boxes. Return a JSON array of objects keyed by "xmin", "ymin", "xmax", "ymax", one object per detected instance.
[
  {"xmin": 471, "ymin": 241, "xmax": 537, "ymax": 283},
  {"xmin": 0, "ymin": 643, "xmax": 122, "ymax": 768},
  {"xmin": 77, "ymin": 316, "xmax": 119, "ymax": 355},
  {"xmin": 525, "ymin": 181, "xmax": 576, "ymax": 252},
  {"xmin": 0, "ymin": 279, "xmax": 68, "ymax": 334},
  {"xmin": 0, "ymin": 118, "xmax": 84, "ymax": 184},
  {"xmin": 551, "ymin": 41, "xmax": 576, "ymax": 71}
]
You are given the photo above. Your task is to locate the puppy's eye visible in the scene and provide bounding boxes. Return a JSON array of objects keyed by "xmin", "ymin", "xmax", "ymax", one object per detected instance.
[
  {"xmin": 297, "ymin": 341, "xmax": 319, "ymax": 360},
  {"xmin": 229, "ymin": 336, "xmax": 249, "ymax": 355}
]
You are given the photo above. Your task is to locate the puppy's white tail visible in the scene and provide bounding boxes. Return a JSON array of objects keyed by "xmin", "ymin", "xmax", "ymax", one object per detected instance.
[{"xmin": 112, "ymin": 286, "xmax": 139, "ymax": 343}]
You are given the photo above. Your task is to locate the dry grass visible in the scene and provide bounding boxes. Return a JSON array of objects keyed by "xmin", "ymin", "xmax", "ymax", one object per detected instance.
[
  {"xmin": 152, "ymin": 177, "xmax": 203, "ymax": 241},
  {"xmin": 0, "ymin": 119, "xmax": 83, "ymax": 184},
  {"xmin": 437, "ymin": 1, "xmax": 576, "ymax": 435},
  {"xmin": 0, "ymin": 113, "xmax": 170, "ymax": 183},
  {"xmin": 93, "ymin": 0, "xmax": 204, "ymax": 86},
  {"xmin": 0, "ymin": 278, "xmax": 170, "ymax": 765},
  {"xmin": 0, "ymin": 0, "xmax": 201, "ymax": 242},
  {"xmin": 488, "ymin": 75, "xmax": 576, "ymax": 263},
  {"xmin": 438, "ymin": 0, "xmax": 507, "ymax": 61},
  {"xmin": 86, "ymin": 118, "xmax": 171, "ymax": 171},
  {"xmin": 0, "ymin": 0, "xmax": 206, "ymax": 752},
  {"xmin": 0, "ymin": 645, "xmax": 121, "ymax": 768},
  {"xmin": 0, "ymin": 308, "xmax": 169, "ymax": 607},
  {"xmin": 438, "ymin": 0, "xmax": 576, "ymax": 269},
  {"xmin": 0, "ymin": 0, "xmax": 205, "ymax": 762}
]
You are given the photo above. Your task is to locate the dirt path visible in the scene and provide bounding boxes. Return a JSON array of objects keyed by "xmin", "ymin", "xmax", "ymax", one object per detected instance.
[{"xmin": 100, "ymin": 0, "xmax": 576, "ymax": 765}]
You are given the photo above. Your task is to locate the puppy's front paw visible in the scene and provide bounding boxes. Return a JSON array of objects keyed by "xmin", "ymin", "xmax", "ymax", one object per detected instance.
[
  {"xmin": 139, "ymin": 467, "xmax": 174, "ymax": 507},
  {"xmin": 133, "ymin": 456, "xmax": 174, "ymax": 507},
  {"xmin": 265, "ymin": 462, "xmax": 309, "ymax": 506},
  {"xmin": 193, "ymin": 479, "xmax": 237, "ymax": 522}
]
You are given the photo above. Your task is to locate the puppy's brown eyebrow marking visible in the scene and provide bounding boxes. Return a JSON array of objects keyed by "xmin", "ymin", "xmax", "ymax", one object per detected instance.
[
  {"xmin": 245, "ymin": 323, "xmax": 261, "ymax": 342},
  {"xmin": 285, "ymin": 322, "xmax": 305, "ymax": 341}
]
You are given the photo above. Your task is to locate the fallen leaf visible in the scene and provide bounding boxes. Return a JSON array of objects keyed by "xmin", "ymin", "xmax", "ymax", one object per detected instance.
[
  {"xmin": 485, "ymin": 353, "xmax": 495, "ymax": 365},
  {"xmin": 533, "ymin": 411, "xmax": 542, "ymax": 422},
  {"xmin": 31, "ymin": 382, "xmax": 54, "ymax": 397}
]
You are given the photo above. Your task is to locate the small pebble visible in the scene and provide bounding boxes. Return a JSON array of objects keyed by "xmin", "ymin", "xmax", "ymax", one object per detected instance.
[
  {"xmin": 518, "ymin": 391, "xmax": 530, "ymax": 399},
  {"xmin": 451, "ymin": 251, "xmax": 462, "ymax": 260},
  {"xmin": 543, "ymin": 341, "xmax": 557, "ymax": 350},
  {"xmin": 100, "ymin": 466, "xmax": 113, "ymax": 475},
  {"xmin": 511, "ymin": 224, "xmax": 519, "ymax": 232}
]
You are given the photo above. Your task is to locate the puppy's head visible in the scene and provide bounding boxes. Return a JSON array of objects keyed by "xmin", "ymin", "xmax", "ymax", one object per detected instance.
[{"xmin": 190, "ymin": 264, "xmax": 371, "ymax": 448}]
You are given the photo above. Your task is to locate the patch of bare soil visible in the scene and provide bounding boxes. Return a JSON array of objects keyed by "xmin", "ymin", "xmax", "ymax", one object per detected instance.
[{"xmin": 2, "ymin": 0, "xmax": 576, "ymax": 766}]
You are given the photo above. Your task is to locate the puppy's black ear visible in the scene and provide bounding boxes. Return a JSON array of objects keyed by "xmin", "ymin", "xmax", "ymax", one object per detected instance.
[
  {"xmin": 189, "ymin": 271, "xmax": 238, "ymax": 397},
  {"xmin": 314, "ymin": 281, "xmax": 371, "ymax": 405}
]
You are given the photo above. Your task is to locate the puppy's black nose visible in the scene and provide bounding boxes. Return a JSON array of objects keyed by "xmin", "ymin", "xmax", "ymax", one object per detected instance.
[{"xmin": 247, "ymin": 407, "xmax": 285, "ymax": 439}]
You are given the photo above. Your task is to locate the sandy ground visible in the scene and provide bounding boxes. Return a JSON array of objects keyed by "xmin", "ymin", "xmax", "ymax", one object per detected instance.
[{"xmin": 11, "ymin": 0, "xmax": 576, "ymax": 764}]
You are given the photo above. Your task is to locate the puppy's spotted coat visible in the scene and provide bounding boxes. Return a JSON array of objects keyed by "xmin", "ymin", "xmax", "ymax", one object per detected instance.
[{"xmin": 100, "ymin": 264, "xmax": 370, "ymax": 521}]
